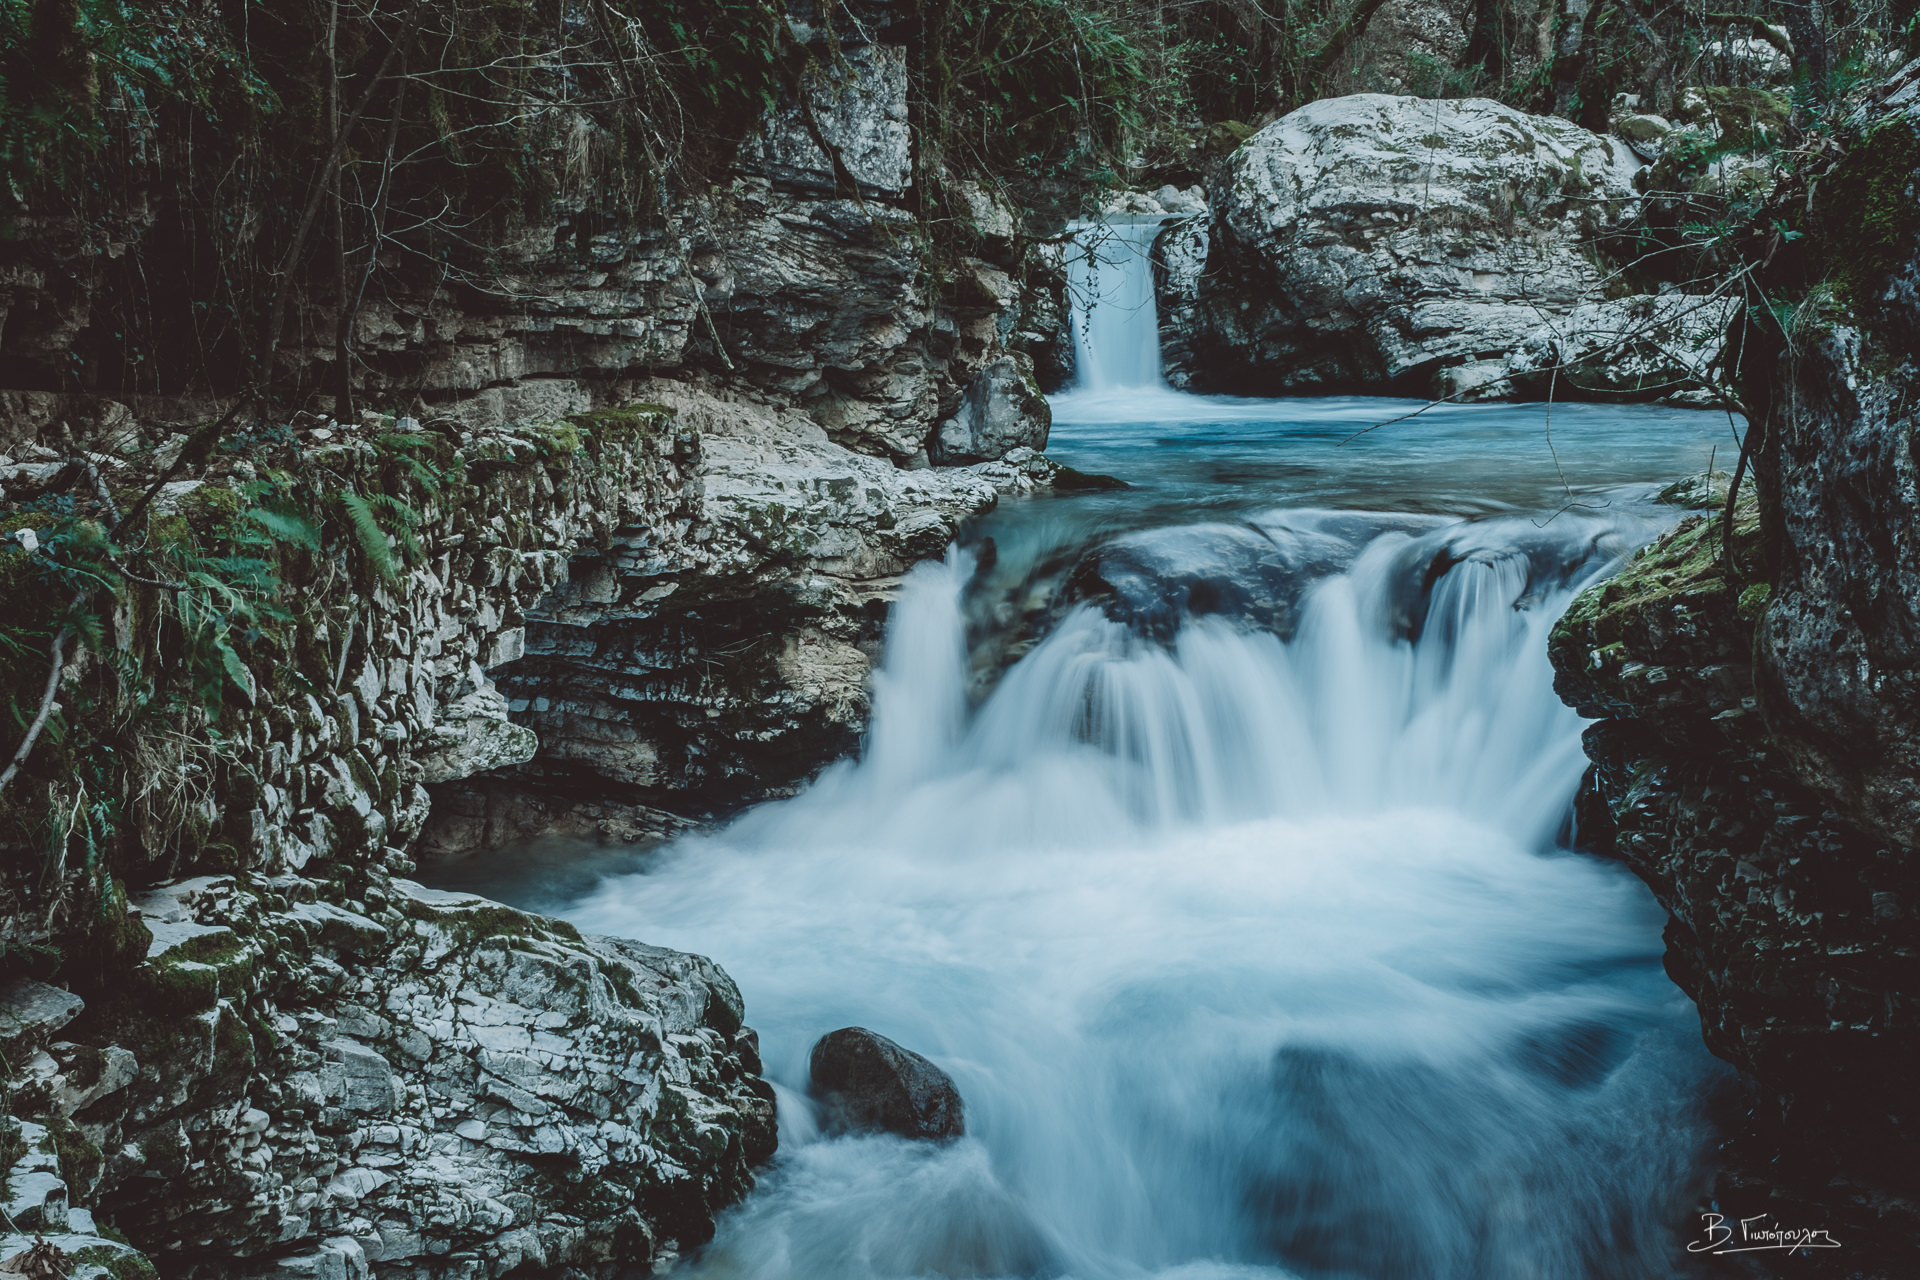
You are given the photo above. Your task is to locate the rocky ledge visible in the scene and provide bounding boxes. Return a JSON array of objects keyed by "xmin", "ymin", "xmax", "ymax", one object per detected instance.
[
  {"xmin": 4, "ymin": 871, "xmax": 771, "ymax": 1279},
  {"xmin": 1547, "ymin": 64, "xmax": 1920, "ymax": 1274}
]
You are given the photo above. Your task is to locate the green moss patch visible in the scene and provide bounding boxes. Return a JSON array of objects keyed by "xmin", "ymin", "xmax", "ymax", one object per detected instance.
[{"xmin": 1817, "ymin": 115, "xmax": 1920, "ymax": 306}]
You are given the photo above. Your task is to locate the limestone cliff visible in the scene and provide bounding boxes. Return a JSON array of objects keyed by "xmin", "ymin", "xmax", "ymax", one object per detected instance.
[
  {"xmin": 0, "ymin": 2, "xmax": 1089, "ymax": 1273},
  {"xmin": 1550, "ymin": 61, "xmax": 1920, "ymax": 1274}
]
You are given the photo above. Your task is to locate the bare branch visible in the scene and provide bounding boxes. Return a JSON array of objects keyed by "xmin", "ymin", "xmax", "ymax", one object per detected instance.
[{"xmin": 0, "ymin": 591, "xmax": 87, "ymax": 798}]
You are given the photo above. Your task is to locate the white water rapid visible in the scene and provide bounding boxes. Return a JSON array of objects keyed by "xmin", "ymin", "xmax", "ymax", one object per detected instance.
[{"xmin": 515, "ymin": 222, "xmax": 1735, "ymax": 1279}]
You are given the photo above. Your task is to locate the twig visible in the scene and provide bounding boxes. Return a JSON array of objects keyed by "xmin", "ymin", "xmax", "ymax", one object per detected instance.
[
  {"xmin": 118, "ymin": 390, "xmax": 258, "ymax": 536},
  {"xmin": 1721, "ymin": 405, "xmax": 1755, "ymax": 581},
  {"xmin": 0, "ymin": 591, "xmax": 87, "ymax": 798}
]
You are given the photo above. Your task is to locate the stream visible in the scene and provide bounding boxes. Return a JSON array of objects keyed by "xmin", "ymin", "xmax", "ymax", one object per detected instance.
[{"xmin": 458, "ymin": 219, "xmax": 1746, "ymax": 1279}]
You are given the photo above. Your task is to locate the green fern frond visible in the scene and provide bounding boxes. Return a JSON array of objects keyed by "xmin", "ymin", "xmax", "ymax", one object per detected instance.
[{"xmin": 339, "ymin": 491, "xmax": 401, "ymax": 584}]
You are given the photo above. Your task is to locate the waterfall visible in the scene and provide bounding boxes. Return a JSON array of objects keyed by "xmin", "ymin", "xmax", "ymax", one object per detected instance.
[
  {"xmin": 1066, "ymin": 216, "xmax": 1171, "ymax": 392},
  {"xmin": 565, "ymin": 506, "xmax": 1727, "ymax": 1280}
]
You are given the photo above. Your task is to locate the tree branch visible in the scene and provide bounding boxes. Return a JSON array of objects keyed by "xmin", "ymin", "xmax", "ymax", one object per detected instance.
[
  {"xmin": 1704, "ymin": 12, "xmax": 1794, "ymax": 57},
  {"xmin": 0, "ymin": 590, "xmax": 86, "ymax": 798}
]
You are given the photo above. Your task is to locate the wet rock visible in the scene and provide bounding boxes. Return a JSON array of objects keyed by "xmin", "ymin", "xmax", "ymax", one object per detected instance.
[
  {"xmin": 809, "ymin": 1027, "xmax": 964, "ymax": 1140},
  {"xmin": 1060, "ymin": 523, "xmax": 1331, "ymax": 643},
  {"xmin": 1171, "ymin": 94, "xmax": 1642, "ymax": 396}
]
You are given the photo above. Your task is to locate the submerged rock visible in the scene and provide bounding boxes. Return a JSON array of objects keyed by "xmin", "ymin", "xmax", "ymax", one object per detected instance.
[{"xmin": 809, "ymin": 1027, "xmax": 965, "ymax": 1140}]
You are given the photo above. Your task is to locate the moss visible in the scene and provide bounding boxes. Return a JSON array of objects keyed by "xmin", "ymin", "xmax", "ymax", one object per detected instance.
[
  {"xmin": 0, "ymin": 1114, "xmax": 24, "ymax": 1173},
  {"xmin": 568, "ymin": 403, "xmax": 676, "ymax": 449},
  {"xmin": 1692, "ymin": 86, "xmax": 1789, "ymax": 152},
  {"xmin": 136, "ymin": 958, "xmax": 221, "ymax": 1014},
  {"xmin": 208, "ymin": 1005, "xmax": 257, "ymax": 1090},
  {"xmin": 175, "ymin": 483, "xmax": 243, "ymax": 536},
  {"xmin": 45, "ymin": 1114, "xmax": 103, "ymax": 1193},
  {"xmin": 530, "ymin": 422, "xmax": 585, "ymax": 458},
  {"xmin": 1818, "ymin": 116, "xmax": 1920, "ymax": 306},
  {"xmin": 68, "ymin": 1246, "xmax": 159, "ymax": 1280}
]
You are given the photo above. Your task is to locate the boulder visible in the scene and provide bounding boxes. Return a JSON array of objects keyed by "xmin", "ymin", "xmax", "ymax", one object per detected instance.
[
  {"xmin": 1498, "ymin": 293, "xmax": 1738, "ymax": 402},
  {"xmin": 930, "ymin": 356, "xmax": 1051, "ymax": 465},
  {"xmin": 0, "ymin": 983, "xmax": 84, "ymax": 1048},
  {"xmin": 808, "ymin": 1027, "xmax": 964, "ymax": 1140},
  {"xmin": 1173, "ymin": 94, "xmax": 1642, "ymax": 395}
]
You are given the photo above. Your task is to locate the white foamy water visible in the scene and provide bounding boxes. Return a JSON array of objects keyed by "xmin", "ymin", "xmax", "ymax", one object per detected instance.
[
  {"xmin": 1067, "ymin": 216, "xmax": 1173, "ymax": 393},
  {"xmin": 539, "ymin": 220, "xmax": 1729, "ymax": 1278},
  {"xmin": 565, "ymin": 531, "xmax": 1723, "ymax": 1279}
]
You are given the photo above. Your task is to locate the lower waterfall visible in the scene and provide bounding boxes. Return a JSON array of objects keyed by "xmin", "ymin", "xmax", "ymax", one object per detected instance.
[
  {"xmin": 521, "ymin": 222, "xmax": 1741, "ymax": 1278},
  {"xmin": 555, "ymin": 503, "xmax": 1731, "ymax": 1279}
]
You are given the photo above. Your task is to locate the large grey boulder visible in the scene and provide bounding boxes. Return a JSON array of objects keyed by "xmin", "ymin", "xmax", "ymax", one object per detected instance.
[
  {"xmin": 1486, "ymin": 293, "xmax": 1739, "ymax": 403},
  {"xmin": 1175, "ymin": 94, "xmax": 1642, "ymax": 395},
  {"xmin": 930, "ymin": 356, "xmax": 1050, "ymax": 465},
  {"xmin": 809, "ymin": 1027, "xmax": 965, "ymax": 1140}
]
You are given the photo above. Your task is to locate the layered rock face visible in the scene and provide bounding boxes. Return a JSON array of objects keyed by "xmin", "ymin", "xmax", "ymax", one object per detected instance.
[
  {"xmin": 1171, "ymin": 94, "xmax": 1643, "ymax": 395},
  {"xmin": 437, "ymin": 387, "xmax": 1057, "ymax": 848},
  {"xmin": 0, "ymin": 417, "xmax": 779, "ymax": 1277},
  {"xmin": 2, "ymin": 5, "xmax": 1077, "ymax": 1271},
  {"xmin": 1549, "ymin": 75, "xmax": 1920, "ymax": 1272}
]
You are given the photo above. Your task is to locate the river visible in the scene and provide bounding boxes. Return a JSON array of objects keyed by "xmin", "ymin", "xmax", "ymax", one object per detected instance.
[{"xmin": 455, "ymin": 218, "xmax": 1744, "ymax": 1279}]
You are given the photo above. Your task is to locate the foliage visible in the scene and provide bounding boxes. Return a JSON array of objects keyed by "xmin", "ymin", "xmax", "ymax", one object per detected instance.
[
  {"xmin": 1813, "ymin": 113, "xmax": 1920, "ymax": 304},
  {"xmin": 0, "ymin": 429, "xmax": 460, "ymax": 966}
]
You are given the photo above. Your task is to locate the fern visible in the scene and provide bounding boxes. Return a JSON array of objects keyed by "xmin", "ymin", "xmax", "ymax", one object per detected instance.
[
  {"xmin": 244, "ymin": 506, "xmax": 323, "ymax": 551},
  {"xmin": 339, "ymin": 491, "xmax": 401, "ymax": 584}
]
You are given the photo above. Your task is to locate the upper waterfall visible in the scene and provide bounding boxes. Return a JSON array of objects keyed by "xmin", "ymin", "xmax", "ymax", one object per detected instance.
[{"xmin": 1065, "ymin": 216, "xmax": 1171, "ymax": 392}]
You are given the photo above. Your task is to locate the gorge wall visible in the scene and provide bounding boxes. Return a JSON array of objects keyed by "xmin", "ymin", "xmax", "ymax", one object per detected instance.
[
  {"xmin": 1549, "ymin": 63, "xmax": 1920, "ymax": 1274},
  {"xmin": 1, "ymin": 1, "xmax": 1075, "ymax": 1274}
]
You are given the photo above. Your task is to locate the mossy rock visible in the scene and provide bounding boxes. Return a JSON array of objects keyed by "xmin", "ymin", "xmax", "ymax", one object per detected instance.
[
  {"xmin": 68, "ymin": 1245, "xmax": 160, "ymax": 1280},
  {"xmin": 0, "ymin": 1115, "xmax": 25, "ymax": 1175},
  {"xmin": 567, "ymin": 403, "xmax": 677, "ymax": 449},
  {"xmin": 1816, "ymin": 114, "xmax": 1920, "ymax": 307},
  {"xmin": 45, "ymin": 1114, "xmax": 104, "ymax": 1195}
]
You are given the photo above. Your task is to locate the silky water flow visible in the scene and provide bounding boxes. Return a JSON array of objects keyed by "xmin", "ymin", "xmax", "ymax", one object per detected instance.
[{"xmin": 535, "ymin": 218, "xmax": 1738, "ymax": 1280}]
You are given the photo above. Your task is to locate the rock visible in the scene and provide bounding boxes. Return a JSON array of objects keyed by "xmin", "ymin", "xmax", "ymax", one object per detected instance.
[
  {"xmin": 1155, "ymin": 214, "xmax": 1211, "ymax": 392},
  {"xmin": 808, "ymin": 1027, "xmax": 964, "ymax": 1140},
  {"xmin": 1702, "ymin": 36, "xmax": 1792, "ymax": 85},
  {"xmin": 1547, "ymin": 74, "xmax": 1920, "ymax": 1271},
  {"xmin": 1173, "ymin": 94, "xmax": 1642, "ymax": 395},
  {"xmin": 25, "ymin": 873, "xmax": 778, "ymax": 1277},
  {"xmin": 0, "ymin": 983, "xmax": 84, "ymax": 1048},
  {"xmin": 736, "ymin": 42, "xmax": 912, "ymax": 197},
  {"xmin": 414, "ymin": 678, "xmax": 539, "ymax": 785},
  {"xmin": 1501, "ymin": 293, "xmax": 1738, "ymax": 402},
  {"xmin": 1610, "ymin": 112, "xmax": 1673, "ymax": 161},
  {"xmin": 930, "ymin": 356, "xmax": 1051, "ymax": 465}
]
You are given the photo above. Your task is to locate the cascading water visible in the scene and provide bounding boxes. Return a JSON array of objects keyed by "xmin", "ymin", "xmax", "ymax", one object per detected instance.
[
  {"xmin": 490, "ymin": 220, "xmax": 1743, "ymax": 1279},
  {"xmin": 1066, "ymin": 216, "xmax": 1172, "ymax": 392}
]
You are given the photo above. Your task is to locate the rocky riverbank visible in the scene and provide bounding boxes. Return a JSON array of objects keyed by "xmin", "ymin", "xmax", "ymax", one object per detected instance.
[
  {"xmin": 1549, "ymin": 62, "xmax": 1920, "ymax": 1274},
  {"xmin": 1, "ymin": 1, "xmax": 1074, "ymax": 1271}
]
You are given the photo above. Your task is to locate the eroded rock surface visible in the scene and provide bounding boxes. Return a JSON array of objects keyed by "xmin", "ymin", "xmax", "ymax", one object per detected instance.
[
  {"xmin": 1169, "ymin": 94, "xmax": 1644, "ymax": 395},
  {"xmin": 3, "ymin": 874, "xmax": 772, "ymax": 1280}
]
